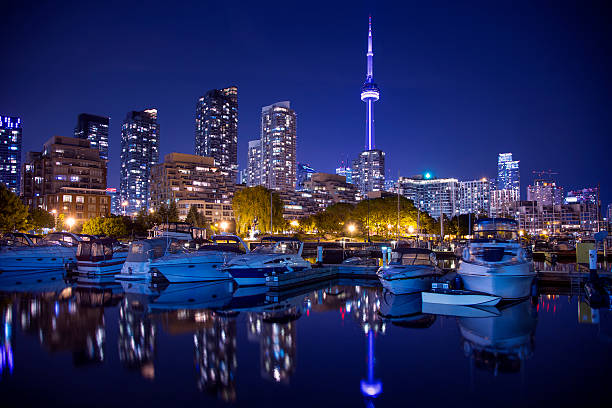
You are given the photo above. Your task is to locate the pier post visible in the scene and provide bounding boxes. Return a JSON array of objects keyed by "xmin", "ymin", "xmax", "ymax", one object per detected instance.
[
  {"xmin": 317, "ymin": 246, "xmax": 323, "ymax": 265},
  {"xmin": 381, "ymin": 247, "xmax": 387, "ymax": 267}
]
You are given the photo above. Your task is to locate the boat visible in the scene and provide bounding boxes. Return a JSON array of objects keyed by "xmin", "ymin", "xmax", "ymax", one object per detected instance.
[
  {"xmin": 458, "ymin": 218, "xmax": 535, "ymax": 299},
  {"xmin": 378, "ymin": 290, "xmax": 436, "ymax": 328},
  {"xmin": 422, "ymin": 289, "xmax": 501, "ymax": 306},
  {"xmin": 0, "ymin": 232, "xmax": 43, "ymax": 247},
  {"xmin": 75, "ymin": 237, "xmax": 129, "ymax": 276},
  {"xmin": 148, "ymin": 234, "xmax": 249, "ymax": 283},
  {"xmin": 0, "ymin": 232, "xmax": 83, "ymax": 272},
  {"xmin": 376, "ymin": 247, "xmax": 442, "ymax": 294},
  {"xmin": 224, "ymin": 237, "xmax": 311, "ymax": 286},
  {"xmin": 115, "ymin": 237, "xmax": 184, "ymax": 281}
]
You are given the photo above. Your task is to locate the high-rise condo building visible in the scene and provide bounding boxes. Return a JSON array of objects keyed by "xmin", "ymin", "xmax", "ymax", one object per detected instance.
[
  {"xmin": 527, "ymin": 178, "xmax": 564, "ymax": 206},
  {"xmin": 296, "ymin": 163, "xmax": 315, "ymax": 191},
  {"xmin": 335, "ymin": 165, "xmax": 353, "ymax": 184},
  {"xmin": 74, "ymin": 113, "xmax": 110, "ymax": 160},
  {"xmin": 21, "ymin": 136, "xmax": 109, "ymax": 223},
  {"xmin": 195, "ymin": 86, "xmax": 238, "ymax": 178},
  {"xmin": 0, "ymin": 116, "xmax": 22, "ymax": 194},
  {"xmin": 247, "ymin": 139, "xmax": 262, "ymax": 187},
  {"xmin": 458, "ymin": 178, "xmax": 492, "ymax": 215},
  {"xmin": 496, "ymin": 153, "xmax": 520, "ymax": 194},
  {"xmin": 564, "ymin": 187, "xmax": 599, "ymax": 205},
  {"xmin": 260, "ymin": 101, "xmax": 297, "ymax": 191},
  {"xmin": 120, "ymin": 109, "xmax": 160, "ymax": 214},
  {"xmin": 354, "ymin": 16, "xmax": 385, "ymax": 195},
  {"xmin": 398, "ymin": 175, "xmax": 459, "ymax": 219}
]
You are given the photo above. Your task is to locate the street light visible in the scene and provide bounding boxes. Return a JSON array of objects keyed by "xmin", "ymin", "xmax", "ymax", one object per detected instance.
[
  {"xmin": 408, "ymin": 225, "xmax": 415, "ymax": 234},
  {"xmin": 122, "ymin": 201, "xmax": 128, "ymax": 216},
  {"xmin": 66, "ymin": 217, "xmax": 75, "ymax": 232},
  {"xmin": 219, "ymin": 220, "xmax": 229, "ymax": 232},
  {"xmin": 290, "ymin": 220, "xmax": 299, "ymax": 228},
  {"xmin": 348, "ymin": 224, "xmax": 356, "ymax": 234}
]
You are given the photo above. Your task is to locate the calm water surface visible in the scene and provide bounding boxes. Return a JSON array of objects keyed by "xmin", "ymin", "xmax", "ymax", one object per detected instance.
[{"xmin": 1, "ymin": 271, "xmax": 610, "ymax": 407}]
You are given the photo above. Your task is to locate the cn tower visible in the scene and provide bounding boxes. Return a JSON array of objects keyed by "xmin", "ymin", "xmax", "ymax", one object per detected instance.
[{"xmin": 360, "ymin": 16, "xmax": 380, "ymax": 150}]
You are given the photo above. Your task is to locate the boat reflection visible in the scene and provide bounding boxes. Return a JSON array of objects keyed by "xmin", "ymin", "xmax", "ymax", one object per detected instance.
[
  {"xmin": 459, "ymin": 300, "xmax": 537, "ymax": 375},
  {"xmin": 379, "ymin": 290, "xmax": 436, "ymax": 328}
]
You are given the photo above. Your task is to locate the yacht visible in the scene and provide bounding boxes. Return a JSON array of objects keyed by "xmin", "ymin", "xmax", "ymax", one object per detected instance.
[
  {"xmin": 224, "ymin": 237, "xmax": 311, "ymax": 286},
  {"xmin": 458, "ymin": 218, "xmax": 534, "ymax": 299},
  {"xmin": 76, "ymin": 237, "xmax": 129, "ymax": 276},
  {"xmin": 0, "ymin": 232, "xmax": 82, "ymax": 272},
  {"xmin": 377, "ymin": 247, "xmax": 442, "ymax": 294},
  {"xmin": 149, "ymin": 234, "xmax": 249, "ymax": 283},
  {"xmin": 1, "ymin": 232, "xmax": 43, "ymax": 247},
  {"xmin": 116, "ymin": 237, "xmax": 184, "ymax": 281}
]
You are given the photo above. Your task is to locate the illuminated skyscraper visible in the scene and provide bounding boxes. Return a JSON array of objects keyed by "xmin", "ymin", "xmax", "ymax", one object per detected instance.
[
  {"xmin": 120, "ymin": 109, "xmax": 160, "ymax": 214},
  {"xmin": 0, "ymin": 116, "xmax": 22, "ymax": 194},
  {"xmin": 247, "ymin": 139, "xmax": 262, "ymax": 187},
  {"xmin": 354, "ymin": 16, "xmax": 385, "ymax": 195},
  {"xmin": 496, "ymin": 153, "xmax": 520, "ymax": 194},
  {"xmin": 195, "ymin": 86, "xmax": 238, "ymax": 178},
  {"xmin": 74, "ymin": 113, "xmax": 109, "ymax": 160},
  {"xmin": 260, "ymin": 101, "xmax": 297, "ymax": 191},
  {"xmin": 296, "ymin": 163, "xmax": 315, "ymax": 191}
]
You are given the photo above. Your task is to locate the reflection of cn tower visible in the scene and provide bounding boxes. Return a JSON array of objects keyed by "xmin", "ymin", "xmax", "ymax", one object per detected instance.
[
  {"xmin": 194, "ymin": 312, "xmax": 237, "ymax": 402},
  {"xmin": 118, "ymin": 298, "xmax": 156, "ymax": 380},
  {"xmin": 0, "ymin": 303, "xmax": 13, "ymax": 377}
]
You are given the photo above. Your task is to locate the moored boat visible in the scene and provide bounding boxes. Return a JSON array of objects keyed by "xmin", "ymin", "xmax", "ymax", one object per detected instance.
[
  {"xmin": 0, "ymin": 232, "xmax": 82, "ymax": 272},
  {"xmin": 422, "ymin": 289, "xmax": 502, "ymax": 306},
  {"xmin": 376, "ymin": 248, "xmax": 442, "ymax": 294},
  {"xmin": 76, "ymin": 238, "xmax": 128, "ymax": 276}
]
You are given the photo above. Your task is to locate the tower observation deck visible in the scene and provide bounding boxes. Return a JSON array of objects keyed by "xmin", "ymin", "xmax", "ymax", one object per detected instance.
[{"xmin": 360, "ymin": 16, "xmax": 380, "ymax": 151}]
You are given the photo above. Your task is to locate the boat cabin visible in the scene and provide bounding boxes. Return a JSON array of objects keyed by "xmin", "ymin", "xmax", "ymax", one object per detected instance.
[
  {"xmin": 77, "ymin": 238, "xmax": 118, "ymax": 262},
  {"xmin": 1, "ymin": 232, "xmax": 42, "ymax": 247},
  {"xmin": 472, "ymin": 218, "xmax": 519, "ymax": 242},
  {"xmin": 41, "ymin": 232, "xmax": 83, "ymax": 247},
  {"xmin": 197, "ymin": 235, "xmax": 249, "ymax": 254},
  {"xmin": 252, "ymin": 236, "xmax": 303, "ymax": 255},
  {"xmin": 125, "ymin": 238, "xmax": 182, "ymax": 263},
  {"xmin": 390, "ymin": 248, "xmax": 436, "ymax": 266},
  {"xmin": 148, "ymin": 222, "xmax": 207, "ymax": 241}
]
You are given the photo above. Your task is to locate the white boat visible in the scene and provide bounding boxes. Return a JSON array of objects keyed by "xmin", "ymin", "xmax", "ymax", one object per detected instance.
[
  {"xmin": 149, "ymin": 235, "xmax": 249, "ymax": 283},
  {"xmin": 376, "ymin": 248, "xmax": 443, "ymax": 294},
  {"xmin": 116, "ymin": 237, "xmax": 183, "ymax": 281},
  {"xmin": 422, "ymin": 289, "xmax": 502, "ymax": 306},
  {"xmin": 224, "ymin": 237, "xmax": 311, "ymax": 286},
  {"xmin": 458, "ymin": 218, "xmax": 535, "ymax": 299},
  {"xmin": 0, "ymin": 232, "xmax": 82, "ymax": 272},
  {"xmin": 421, "ymin": 302, "xmax": 501, "ymax": 318},
  {"xmin": 76, "ymin": 238, "xmax": 129, "ymax": 276}
]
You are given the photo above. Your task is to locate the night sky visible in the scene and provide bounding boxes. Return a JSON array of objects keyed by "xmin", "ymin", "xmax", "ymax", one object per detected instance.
[{"xmin": 2, "ymin": 1, "xmax": 611, "ymax": 207}]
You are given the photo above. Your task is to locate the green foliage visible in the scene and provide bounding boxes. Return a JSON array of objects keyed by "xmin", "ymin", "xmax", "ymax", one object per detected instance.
[
  {"xmin": 56, "ymin": 214, "xmax": 66, "ymax": 231},
  {"xmin": 25, "ymin": 208, "xmax": 55, "ymax": 233},
  {"xmin": 82, "ymin": 216, "xmax": 129, "ymax": 237},
  {"xmin": 82, "ymin": 217, "xmax": 106, "ymax": 235},
  {"xmin": 232, "ymin": 186, "xmax": 284, "ymax": 234},
  {"xmin": 0, "ymin": 184, "xmax": 29, "ymax": 232},
  {"xmin": 311, "ymin": 202, "xmax": 355, "ymax": 235},
  {"xmin": 185, "ymin": 205, "xmax": 207, "ymax": 228},
  {"xmin": 157, "ymin": 202, "xmax": 179, "ymax": 223}
]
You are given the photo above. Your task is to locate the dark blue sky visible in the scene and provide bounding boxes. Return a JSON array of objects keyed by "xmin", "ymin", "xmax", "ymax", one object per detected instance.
[{"xmin": 1, "ymin": 1, "xmax": 611, "ymax": 206}]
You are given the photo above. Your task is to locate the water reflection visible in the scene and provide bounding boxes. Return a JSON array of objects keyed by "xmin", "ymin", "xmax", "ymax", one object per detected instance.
[
  {"xmin": 0, "ymin": 301, "xmax": 13, "ymax": 377},
  {"xmin": 118, "ymin": 297, "xmax": 156, "ymax": 379},
  {"xmin": 459, "ymin": 300, "xmax": 537, "ymax": 375}
]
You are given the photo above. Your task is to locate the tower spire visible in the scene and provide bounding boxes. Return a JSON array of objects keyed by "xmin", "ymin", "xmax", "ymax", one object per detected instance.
[{"xmin": 367, "ymin": 15, "xmax": 373, "ymax": 81}]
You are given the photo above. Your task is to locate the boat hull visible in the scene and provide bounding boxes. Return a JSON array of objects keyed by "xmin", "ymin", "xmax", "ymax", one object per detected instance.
[
  {"xmin": 76, "ymin": 254, "xmax": 128, "ymax": 276},
  {"xmin": 377, "ymin": 265, "xmax": 440, "ymax": 295},
  {"xmin": 229, "ymin": 265, "xmax": 310, "ymax": 286},
  {"xmin": 458, "ymin": 261, "xmax": 534, "ymax": 299},
  {"xmin": 149, "ymin": 253, "xmax": 233, "ymax": 283},
  {"xmin": 0, "ymin": 246, "xmax": 76, "ymax": 271},
  {"xmin": 116, "ymin": 261, "xmax": 151, "ymax": 281}
]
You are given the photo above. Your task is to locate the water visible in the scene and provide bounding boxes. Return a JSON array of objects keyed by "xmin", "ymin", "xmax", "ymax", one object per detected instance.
[{"xmin": 1, "ymin": 271, "xmax": 611, "ymax": 407}]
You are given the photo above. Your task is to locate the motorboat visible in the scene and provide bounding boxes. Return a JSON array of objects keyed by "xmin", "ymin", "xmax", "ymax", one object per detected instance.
[
  {"xmin": 376, "ymin": 247, "xmax": 442, "ymax": 294},
  {"xmin": 148, "ymin": 222, "xmax": 207, "ymax": 242},
  {"xmin": 422, "ymin": 289, "xmax": 502, "ymax": 306},
  {"xmin": 0, "ymin": 232, "xmax": 43, "ymax": 247},
  {"xmin": 458, "ymin": 218, "xmax": 535, "ymax": 299},
  {"xmin": 224, "ymin": 237, "xmax": 311, "ymax": 286},
  {"xmin": 76, "ymin": 238, "xmax": 129, "ymax": 276},
  {"xmin": 116, "ymin": 237, "xmax": 184, "ymax": 281},
  {"xmin": 0, "ymin": 232, "xmax": 83, "ymax": 272},
  {"xmin": 149, "ymin": 234, "xmax": 249, "ymax": 283}
]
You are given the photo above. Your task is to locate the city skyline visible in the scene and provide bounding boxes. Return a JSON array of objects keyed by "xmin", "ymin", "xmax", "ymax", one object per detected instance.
[{"xmin": 1, "ymin": 2, "xmax": 610, "ymax": 206}]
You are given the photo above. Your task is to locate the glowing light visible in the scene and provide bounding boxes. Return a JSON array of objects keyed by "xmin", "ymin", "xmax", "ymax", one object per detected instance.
[
  {"xmin": 66, "ymin": 217, "xmax": 75, "ymax": 229},
  {"xmin": 408, "ymin": 225, "xmax": 415, "ymax": 234},
  {"xmin": 290, "ymin": 220, "xmax": 299, "ymax": 227},
  {"xmin": 122, "ymin": 201, "xmax": 128, "ymax": 207},
  {"xmin": 519, "ymin": 230, "xmax": 525, "ymax": 236},
  {"xmin": 348, "ymin": 224, "xmax": 356, "ymax": 233},
  {"xmin": 219, "ymin": 220, "xmax": 229, "ymax": 231},
  {"xmin": 148, "ymin": 208, "xmax": 154, "ymax": 213},
  {"xmin": 424, "ymin": 172, "xmax": 432, "ymax": 179},
  {"xmin": 51, "ymin": 209, "xmax": 57, "ymax": 214}
]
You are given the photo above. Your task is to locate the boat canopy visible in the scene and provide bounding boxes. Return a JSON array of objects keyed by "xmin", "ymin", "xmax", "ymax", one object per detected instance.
[
  {"xmin": 125, "ymin": 238, "xmax": 179, "ymax": 262},
  {"xmin": 40, "ymin": 232, "xmax": 82, "ymax": 246},
  {"xmin": 77, "ymin": 238, "xmax": 117, "ymax": 261},
  {"xmin": 259, "ymin": 236, "xmax": 302, "ymax": 243},
  {"xmin": 390, "ymin": 248, "xmax": 436, "ymax": 266},
  {"xmin": 473, "ymin": 218, "xmax": 518, "ymax": 241},
  {"xmin": 252, "ymin": 240, "xmax": 301, "ymax": 255}
]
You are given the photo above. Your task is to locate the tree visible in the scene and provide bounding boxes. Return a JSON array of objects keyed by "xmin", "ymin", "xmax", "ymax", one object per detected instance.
[
  {"xmin": 56, "ymin": 214, "xmax": 66, "ymax": 231},
  {"xmin": 0, "ymin": 184, "xmax": 28, "ymax": 232},
  {"xmin": 311, "ymin": 202, "xmax": 355, "ymax": 235},
  {"xmin": 352, "ymin": 196, "xmax": 431, "ymax": 239},
  {"xmin": 232, "ymin": 186, "xmax": 283, "ymax": 234},
  {"xmin": 82, "ymin": 217, "xmax": 106, "ymax": 235},
  {"xmin": 26, "ymin": 207, "xmax": 56, "ymax": 233},
  {"xmin": 102, "ymin": 217, "xmax": 128, "ymax": 237},
  {"xmin": 186, "ymin": 205, "xmax": 206, "ymax": 228},
  {"xmin": 168, "ymin": 201, "xmax": 179, "ymax": 222}
]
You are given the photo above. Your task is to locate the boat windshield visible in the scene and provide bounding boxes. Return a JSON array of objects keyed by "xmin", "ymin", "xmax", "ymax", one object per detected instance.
[
  {"xmin": 40, "ymin": 233, "xmax": 80, "ymax": 246},
  {"xmin": 390, "ymin": 252, "xmax": 434, "ymax": 266},
  {"xmin": 251, "ymin": 241, "xmax": 299, "ymax": 255},
  {"xmin": 473, "ymin": 219, "xmax": 518, "ymax": 241}
]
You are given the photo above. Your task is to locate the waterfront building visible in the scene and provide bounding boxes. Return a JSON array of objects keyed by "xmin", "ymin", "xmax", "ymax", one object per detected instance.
[
  {"xmin": 106, "ymin": 187, "xmax": 120, "ymax": 215},
  {"xmin": 260, "ymin": 101, "xmax": 297, "ymax": 191},
  {"xmin": 74, "ymin": 113, "xmax": 110, "ymax": 160},
  {"xmin": 515, "ymin": 201, "xmax": 598, "ymax": 235},
  {"xmin": 352, "ymin": 150, "xmax": 385, "ymax": 195},
  {"xmin": 119, "ymin": 109, "xmax": 160, "ymax": 214},
  {"xmin": 489, "ymin": 188, "xmax": 520, "ymax": 218},
  {"xmin": 21, "ymin": 136, "xmax": 109, "ymax": 223},
  {"xmin": 354, "ymin": 16, "xmax": 385, "ymax": 196},
  {"xmin": 0, "ymin": 116, "xmax": 22, "ymax": 194},
  {"xmin": 335, "ymin": 165, "xmax": 353, "ymax": 184},
  {"xmin": 149, "ymin": 153, "xmax": 234, "ymax": 224},
  {"xmin": 237, "ymin": 169, "xmax": 248, "ymax": 185},
  {"xmin": 303, "ymin": 173, "xmax": 358, "ymax": 204},
  {"xmin": 458, "ymin": 178, "xmax": 491, "ymax": 215},
  {"xmin": 296, "ymin": 163, "xmax": 315, "ymax": 191},
  {"xmin": 527, "ymin": 178, "xmax": 564, "ymax": 206},
  {"xmin": 398, "ymin": 175, "xmax": 459, "ymax": 219},
  {"xmin": 496, "ymin": 153, "xmax": 520, "ymax": 197},
  {"xmin": 384, "ymin": 178, "xmax": 396, "ymax": 193},
  {"xmin": 194, "ymin": 86, "xmax": 238, "ymax": 178},
  {"xmin": 247, "ymin": 139, "xmax": 262, "ymax": 187},
  {"xmin": 564, "ymin": 187, "xmax": 599, "ymax": 205}
]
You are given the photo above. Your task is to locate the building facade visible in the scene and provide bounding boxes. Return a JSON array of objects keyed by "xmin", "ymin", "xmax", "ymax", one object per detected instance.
[
  {"xmin": 458, "ymin": 178, "xmax": 491, "ymax": 215},
  {"xmin": 335, "ymin": 165, "xmax": 353, "ymax": 184},
  {"xmin": 247, "ymin": 139, "xmax": 262, "ymax": 187},
  {"xmin": 74, "ymin": 113, "xmax": 110, "ymax": 160},
  {"xmin": 303, "ymin": 173, "xmax": 358, "ymax": 204},
  {"xmin": 527, "ymin": 179, "xmax": 564, "ymax": 206},
  {"xmin": 515, "ymin": 201, "xmax": 598, "ymax": 235},
  {"xmin": 149, "ymin": 153, "xmax": 235, "ymax": 224},
  {"xmin": 119, "ymin": 109, "xmax": 160, "ymax": 214},
  {"xmin": 489, "ymin": 188, "xmax": 520, "ymax": 218},
  {"xmin": 352, "ymin": 149, "xmax": 385, "ymax": 196},
  {"xmin": 260, "ymin": 101, "xmax": 297, "ymax": 191},
  {"xmin": 0, "ymin": 116, "xmax": 22, "ymax": 194},
  {"xmin": 398, "ymin": 176, "xmax": 459, "ymax": 219},
  {"xmin": 194, "ymin": 86, "xmax": 238, "ymax": 178},
  {"xmin": 296, "ymin": 163, "xmax": 315, "ymax": 191},
  {"xmin": 565, "ymin": 187, "xmax": 599, "ymax": 205},
  {"xmin": 496, "ymin": 153, "xmax": 520, "ymax": 195},
  {"xmin": 21, "ymin": 136, "xmax": 109, "ymax": 223}
]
